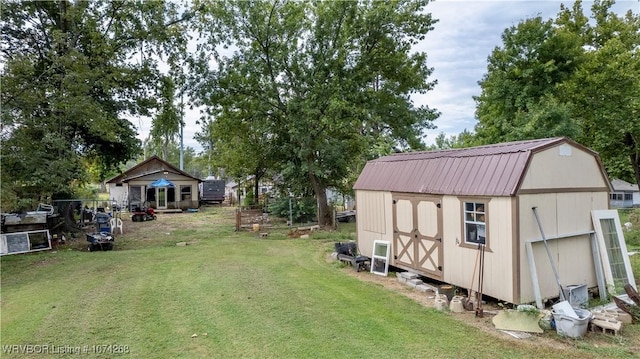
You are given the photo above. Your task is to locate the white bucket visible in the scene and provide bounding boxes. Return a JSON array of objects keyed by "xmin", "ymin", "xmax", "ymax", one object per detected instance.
[
  {"xmin": 435, "ymin": 298, "xmax": 447, "ymax": 311},
  {"xmin": 553, "ymin": 308, "xmax": 592, "ymax": 338},
  {"xmin": 449, "ymin": 297, "xmax": 465, "ymax": 313}
]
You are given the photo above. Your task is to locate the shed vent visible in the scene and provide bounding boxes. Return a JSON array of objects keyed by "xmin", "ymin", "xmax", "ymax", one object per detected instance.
[{"xmin": 559, "ymin": 144, "xmax": 572, "ymax": 156}]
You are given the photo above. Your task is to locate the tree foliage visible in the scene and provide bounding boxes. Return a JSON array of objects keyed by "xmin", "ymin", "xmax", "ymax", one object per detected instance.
[
  {"xmin": 191, "ymin": 0, "xmax": 438, "ymax": 225},
  {"xmin": 1, "ymin": 0, "xmax": 189, "ymax": 209},
  {"xmin": 474, "ymin": 15, "xmax": 583, "ymax": 143},
  {"xmin": 473, "ymin": 0, "xmax": 639, "ymax": 187}
]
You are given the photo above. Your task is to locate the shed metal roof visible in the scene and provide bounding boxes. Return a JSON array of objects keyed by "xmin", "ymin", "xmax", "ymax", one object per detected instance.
[{"xmin": 353, "ymin": 137, "xmax": 600, "ymax": 197}]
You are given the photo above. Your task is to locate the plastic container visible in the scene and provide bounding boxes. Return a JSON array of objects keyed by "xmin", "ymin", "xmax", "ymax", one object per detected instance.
[
  {"xmin": 562, "ymin": 284, "xmax": 588, "ymax": 308},
  {"xmin": 552, "ymin": 300, "xmax": 578, "ymax": 318},
  {"xmin": 553, "ymin": 308, "xmax": 592, "ymax": 338}
]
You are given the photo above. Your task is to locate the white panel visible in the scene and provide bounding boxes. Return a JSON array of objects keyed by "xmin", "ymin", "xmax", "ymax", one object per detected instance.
[
  {"xmin": 371, "ymin": 240, "xmax": 391, "ymax": 276},
  {"xmin": 396, "ymin": 199, "xmax": 413, "ymax": 233},
  {"xmin": 592, "ymin": 210, "xmax": 637, "ymax": 294},
  {"xmin": 417, "ymin": 201, "xmax": 438, "ymax": 237},
  {"xmin": 558, "ymin": 144, "xmax": 572, "ymax": 156}
]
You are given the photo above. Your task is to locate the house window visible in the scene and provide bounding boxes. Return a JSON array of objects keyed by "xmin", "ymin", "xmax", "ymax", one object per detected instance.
[
  {"xmin": 624, "ymin": 193, "xmax": 633, "ymax": 201},
  {"xmin": 464, "ymin": 202, "xmax": 487, "ymax": 245},
  {"xmin": 181, "ymin": 185, "xmax": 192, "ymax": 201}
]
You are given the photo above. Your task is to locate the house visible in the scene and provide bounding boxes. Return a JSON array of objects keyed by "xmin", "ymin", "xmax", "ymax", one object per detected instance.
[
  {"xmin": 353, "ymin": 137, "xmax": 614, "ymax": 305},
  {"xmin": 106, "ymin": 156, "xmax": 201, "ymax": 211},
  {"xmin": 610, "ymin": 178, "xmax": 640, "ymax": 208}
]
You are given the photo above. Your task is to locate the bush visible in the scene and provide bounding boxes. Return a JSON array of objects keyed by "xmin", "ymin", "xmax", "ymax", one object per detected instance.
[
  {"xmin": 624, "ymin": 209, "xmax": 640, "ymax": 249},
  {"xmin": 243, "ymin": 189, "xmax": 255, "ymax": 207},
  {"xmin": 628, "ymin": 209, "xmax": 640, "ymax": 228},
  {"xmin": 268, "ymin": 197, "xmax": 317, "ymax": 223}
]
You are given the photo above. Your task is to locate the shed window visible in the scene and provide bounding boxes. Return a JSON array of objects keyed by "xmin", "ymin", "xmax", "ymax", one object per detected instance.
[{"xmin": 464, "ymin": 202, "xmax": 486, "ymax": 245}]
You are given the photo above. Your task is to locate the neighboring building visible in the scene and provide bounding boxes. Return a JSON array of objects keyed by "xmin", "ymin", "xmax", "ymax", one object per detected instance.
[
  {"xmin": 354, "ymin": 137, "xmax": 612, "ymax": 305},
  {"xmin": 106, "ymin": 156, "xmax": 201, "ymax": 211},
  {"xmin": 610, "ymin": 178, "xmax": 640, "ymax": 208}
]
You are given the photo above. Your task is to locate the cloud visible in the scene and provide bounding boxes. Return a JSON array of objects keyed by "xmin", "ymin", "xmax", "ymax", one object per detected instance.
[{"xmin": 418, "ymin": 0, "xmax": 638, "ymax": 144}]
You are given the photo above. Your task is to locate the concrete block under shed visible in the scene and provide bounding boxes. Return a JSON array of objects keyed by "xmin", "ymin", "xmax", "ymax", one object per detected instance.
[
  {"xmin": 591, "ymin": 307, "xmax": 633, "ymax": 324},
  {"xmin": 399, "ymin": 272, "xmax": 419, "ymax": 280},
  {"xmin": 591, "ymin": 315, "xmax": 622, "ymax": 335},
  {"xmin": 396, "ymin": 273, "xmax": 407, "ymax": 284},
  {"xmin": 406, "ymin": 278, "xmax": 423, "ymax": 288}
]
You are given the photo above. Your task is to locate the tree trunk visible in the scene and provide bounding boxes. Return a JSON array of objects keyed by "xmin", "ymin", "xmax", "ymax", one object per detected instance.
[
  {"xmin": 309, "ymin": 171, "xmax": 330, "ymax": 227},
  {"xmin": 630, "ymin": 150, "xmax": 640, "ymax": 191},
  {"xmin": 253, "ymin": 175, "xmax": 260, "ymax": 206},
  {"xmin": 625, "ymin": 132, "xmax": 640, "ymax": 190},
  {"xmin": 162, "ymin": 140, "xmax": 168, "ymax": 160}
]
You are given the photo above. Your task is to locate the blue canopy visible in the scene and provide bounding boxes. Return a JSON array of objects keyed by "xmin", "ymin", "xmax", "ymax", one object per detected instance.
[{"xmin": 149, "ymin": 178, "xmax": 175, "ymax": 188}]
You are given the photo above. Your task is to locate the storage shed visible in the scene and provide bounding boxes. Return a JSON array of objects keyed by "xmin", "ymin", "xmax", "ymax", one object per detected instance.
[
  {"xmin": 106, "ymin": 156, "xmax": 201, "ymax": 211},
  {"xmin": 353, "ymin": 137, "xmax": 613, "ymax": 305}
]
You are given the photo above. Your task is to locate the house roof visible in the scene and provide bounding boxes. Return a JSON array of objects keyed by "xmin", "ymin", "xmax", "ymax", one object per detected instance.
[
  {"xmin": 106, "ymin": 155, "xmax": 202, "ymax": 184},
  {"xmin": 353, "ymin": 137, "xmax": 606, "ymax": 197},
  {"xmin": 611, "ymin": 178, "xmax": 639, "ymax": 192}
]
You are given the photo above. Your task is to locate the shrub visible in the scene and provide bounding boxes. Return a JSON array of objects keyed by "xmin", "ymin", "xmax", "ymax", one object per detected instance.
[
  {"xmin": 628, "ymin": 209, "xmax": 640, "ymax": 228},
  {"xmin": 268, "ymin": 197, "xmax": 317, "ymax": 223}
]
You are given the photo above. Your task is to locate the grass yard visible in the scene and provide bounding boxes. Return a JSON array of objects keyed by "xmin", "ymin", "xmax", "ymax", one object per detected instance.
[{"xmin": 1, "ymin": 206, "xmax": 639, "ymax": 358}]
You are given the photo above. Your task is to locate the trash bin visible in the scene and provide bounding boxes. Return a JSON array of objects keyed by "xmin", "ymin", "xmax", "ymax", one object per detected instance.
[{"xmin": 553, "ymin": 308, "xmax": 592, "ymax": 338}]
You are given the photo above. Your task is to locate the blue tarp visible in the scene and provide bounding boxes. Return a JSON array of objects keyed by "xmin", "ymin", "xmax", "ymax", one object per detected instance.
[{"xmin": 149, "ymin": 178, "xmax": 175, "ymax": 188}]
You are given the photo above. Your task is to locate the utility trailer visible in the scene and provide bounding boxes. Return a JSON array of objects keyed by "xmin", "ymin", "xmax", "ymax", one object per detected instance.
[{"xmin": 200, "ymin": 179, "xmax": 225, "ymax": 204}]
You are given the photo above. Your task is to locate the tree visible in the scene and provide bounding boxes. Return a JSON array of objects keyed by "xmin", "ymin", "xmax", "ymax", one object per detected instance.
[
  {"xmin": 197, "ymin": 108, "xmax": 279, "ymax": 206},
  {"xmin": 474, "ymin": 15, "xmax": 583, "ymax": 144},
  {"xmin": 140, "ymin": 140, "xmax": 199, "ymax": 177},
  {"xmin": 0, "ymin": 0, "xmax": 190, "ymax": 208},
  {"xmin": 562, "ymin": 0, "xmax": 640, "ymax": 186},
  {"xmin": 473, "ymin": 0, "xmax": 639, "ymax": 187},
  {"xmin": 191, "ymin": 0, "xmax": 438, "ymax": 226},
  {"xmin": 151, "ymin": 75, "xmax": 182, "ymax": 161},
  {"xmin": 430, "ymin": 129, "xmax": 476, "ymax": 150}
]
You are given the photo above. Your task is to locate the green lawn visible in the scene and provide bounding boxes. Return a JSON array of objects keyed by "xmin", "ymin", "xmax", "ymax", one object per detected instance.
[{"xmin": 1, "ymin": 207, "xmax": 638, "ymax": 358}]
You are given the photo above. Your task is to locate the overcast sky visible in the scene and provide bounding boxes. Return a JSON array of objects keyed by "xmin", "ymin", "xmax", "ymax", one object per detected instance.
[{"xmin": 135, "ymin": 0, "xmax": 639, "ymax": 152}]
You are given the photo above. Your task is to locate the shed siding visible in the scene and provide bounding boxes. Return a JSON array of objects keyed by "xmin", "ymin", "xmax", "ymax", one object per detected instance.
[
  {"xmin": 520, "ymin": 144, "xmax": 608, "ymax": 191},
  {"xmin": 441, "ymin": 196, "xmax": 516, "ymax": 302},
  {"xmin": 355, "ymin": 190, "xmax": 392, "ymax": 259},
  {"xmin": 517, "ymin": 192, "xmax": 608, "ymax": 303}
]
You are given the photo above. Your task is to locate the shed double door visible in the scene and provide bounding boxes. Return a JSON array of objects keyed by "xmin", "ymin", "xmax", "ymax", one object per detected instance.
[{"xmin": 392, "ymin": 194, "xmax": 443, "ymax": 280}]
